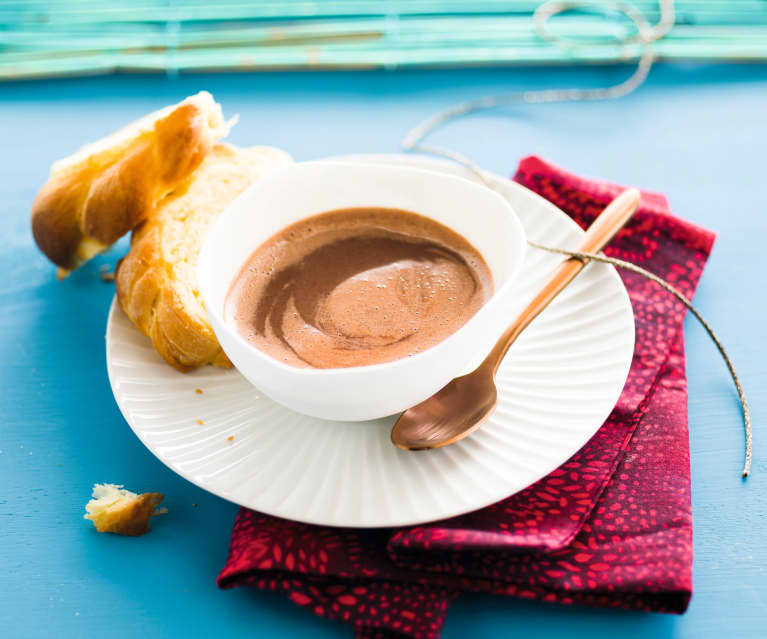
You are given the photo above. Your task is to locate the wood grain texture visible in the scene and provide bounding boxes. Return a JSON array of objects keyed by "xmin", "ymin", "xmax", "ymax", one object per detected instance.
[{"xmin": 0, "ymin": 64, "xmax": 765, "ymax": 638}]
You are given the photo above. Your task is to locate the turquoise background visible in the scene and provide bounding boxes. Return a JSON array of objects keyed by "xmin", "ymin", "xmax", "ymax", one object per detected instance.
[{"xmin": 1, "ymin": 63, "xmax": 765, "ymax": 637}]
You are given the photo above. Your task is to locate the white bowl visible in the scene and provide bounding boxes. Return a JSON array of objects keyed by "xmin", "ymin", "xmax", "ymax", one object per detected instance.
[{"xmin": 197, "ymin": 161, "xmax": 526, "ymax": 421}]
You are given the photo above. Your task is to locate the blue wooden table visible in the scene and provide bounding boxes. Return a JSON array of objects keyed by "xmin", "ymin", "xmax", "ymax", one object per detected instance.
[{"xmin": 1, "ymin": 63, "xmax": 765, "ymax": 638}]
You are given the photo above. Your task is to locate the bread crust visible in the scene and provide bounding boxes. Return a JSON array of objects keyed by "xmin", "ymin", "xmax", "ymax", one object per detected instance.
[
  {"xmin": 31, "ymin": 92, "xmax": 230, "ymax": 271},
  {"xmin": 115, "ymin": 144, "xmax": 292, "ymax": 372}
]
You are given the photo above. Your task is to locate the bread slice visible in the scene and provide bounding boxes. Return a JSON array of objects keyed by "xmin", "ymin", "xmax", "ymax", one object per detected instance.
[
  {"xmin": 31, "ymin": 91, "xmax": 232, "ymax": 273},
  {"xmin": 115, "ymin": 143, "xmax": 292, "ymax": 372},
  {"xmin": 84, "ymin": 483, "xmax": 166, "ymax": 536}
]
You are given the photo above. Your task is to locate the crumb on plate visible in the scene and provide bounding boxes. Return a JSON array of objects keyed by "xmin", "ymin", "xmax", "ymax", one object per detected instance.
[
  {"xmin": 227, "ymin": 435, "xmax": 234, "ymax": 442},
  {"xmin": 197, "ymin": 419, "xmax": 204, "ymax": 425},
  {"xmin": 84, "ymin": 483, "xmax": 166, "ymax": 536},
  {"xmin": 195, "ymin": 388, "xmax": 203, "ymax": 394}
]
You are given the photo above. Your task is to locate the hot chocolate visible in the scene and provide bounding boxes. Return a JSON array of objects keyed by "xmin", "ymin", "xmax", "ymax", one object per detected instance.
[{"xmin": 224, "ymin": 208, "xmax": 493, "ymax": 369}]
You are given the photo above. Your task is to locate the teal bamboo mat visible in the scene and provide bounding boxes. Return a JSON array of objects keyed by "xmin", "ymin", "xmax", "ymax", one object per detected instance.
[{"xmin": 2, "ymin": 1, "xmax": 767, "ymax": 80}]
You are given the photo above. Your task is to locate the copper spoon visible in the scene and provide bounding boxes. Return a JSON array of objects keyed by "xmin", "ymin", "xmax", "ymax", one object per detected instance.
[{"xmin": 391, "ymin": 187, "xmax": 641, "ymax": 451}]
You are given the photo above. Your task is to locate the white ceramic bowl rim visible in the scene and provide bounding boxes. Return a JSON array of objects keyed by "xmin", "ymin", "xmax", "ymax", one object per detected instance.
[{"xmin": 198, "ymin": 160, "xmax": 527, "ymax": 378}]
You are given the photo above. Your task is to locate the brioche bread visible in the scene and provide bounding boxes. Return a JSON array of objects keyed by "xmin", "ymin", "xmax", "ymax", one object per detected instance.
[
  {"xmin": 84, "ymin": 483, "xmax": 166, "ymax": 536},
  {"xmin": 31, "ymin": 91, "xmax": 231, "ymax": 273},
  {"xmin": 115, "ymin": 144, "xmax": 293, "ymax": 372}
]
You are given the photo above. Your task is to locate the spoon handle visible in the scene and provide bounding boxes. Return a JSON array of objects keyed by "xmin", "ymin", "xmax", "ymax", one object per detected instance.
[{"xmin": 482, "ymin": 187, "xmax": 641, "ymax": 376}]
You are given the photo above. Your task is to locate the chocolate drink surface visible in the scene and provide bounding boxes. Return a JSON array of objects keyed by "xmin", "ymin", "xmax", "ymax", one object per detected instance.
[{"xmin": 225, "ymin": 208, "xmax": 493, "ymax": 369}]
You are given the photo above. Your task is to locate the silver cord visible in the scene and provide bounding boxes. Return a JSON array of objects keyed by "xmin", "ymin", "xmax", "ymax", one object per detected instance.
[
  {"xmin": 403, "ymin": 0, "xmax": 675, "ymax": 157},
  {"xmin": 401, "ymin": 0, "xmax": 752, "ymax": 477},
  {"xmin": 529, "ymin": 243, "xmax": 752, "ymax": 478}
]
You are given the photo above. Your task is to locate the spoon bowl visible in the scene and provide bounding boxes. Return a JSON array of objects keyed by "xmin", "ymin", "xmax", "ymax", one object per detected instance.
[{"xmin": 391, "ymin": 369, "xmax": 497, "ymax": 450}]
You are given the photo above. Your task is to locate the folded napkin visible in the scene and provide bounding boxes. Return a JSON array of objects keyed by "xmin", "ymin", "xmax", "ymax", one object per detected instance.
[{"xmin": 218, "ymin": 156, "xmax": 716, "ymax": 638}]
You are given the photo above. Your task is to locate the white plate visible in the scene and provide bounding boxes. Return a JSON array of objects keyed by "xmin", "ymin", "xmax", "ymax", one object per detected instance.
[{"xmin": 106, "ymin": 153, "xmax": 634, "ymax": 528}]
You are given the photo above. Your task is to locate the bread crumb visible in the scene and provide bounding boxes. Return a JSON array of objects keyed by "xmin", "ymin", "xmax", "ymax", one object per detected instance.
[
  {"xmin": 84, "ymin": 483, "xmax": 166, "ymax": 536},
  {"xmin": 99, "ymin": 265, "xmax": 115, "ymax": 282},
  {"xmin": 227, "ymin": 436, "xmax": 234, "ymax": 442},
  {"xmin": 195, "ymin": 388, "xmax": 203, "ymax": 394}
]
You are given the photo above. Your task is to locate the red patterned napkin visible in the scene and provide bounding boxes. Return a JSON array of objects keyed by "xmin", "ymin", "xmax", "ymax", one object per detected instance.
[{"xmin": 218, "ymin": 156, "xmax": 716, "ymax": 638}]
